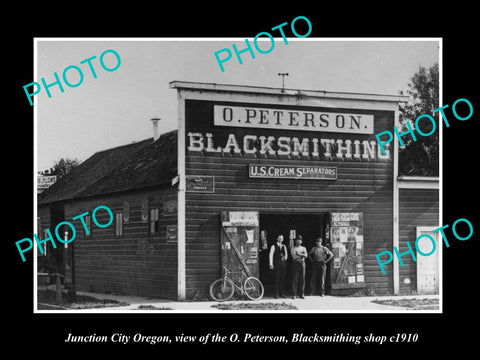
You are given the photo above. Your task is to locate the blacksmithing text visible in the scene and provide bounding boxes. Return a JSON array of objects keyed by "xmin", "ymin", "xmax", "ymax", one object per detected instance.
[{"xmin": 187, "ymin": 132, "xmax": 390, "ymax": 162}]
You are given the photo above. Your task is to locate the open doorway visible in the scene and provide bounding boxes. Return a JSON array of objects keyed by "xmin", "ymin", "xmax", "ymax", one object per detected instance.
[
  {"xmin": 42, "ymin": 205, "xmax": 73, "ymax": 286},
  {"xmin": 259, "ymin": 213, "xmax": 330, "ymax": 297}
]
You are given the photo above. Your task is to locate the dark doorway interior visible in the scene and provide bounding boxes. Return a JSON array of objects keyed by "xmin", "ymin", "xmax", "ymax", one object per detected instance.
[
  {"xmin": 259, "ymin": 213, "xmax": 330, "ymax": 297},
  {"xmin": 49, "ymin": 205, "xmax": 70, "ymax": 284}
]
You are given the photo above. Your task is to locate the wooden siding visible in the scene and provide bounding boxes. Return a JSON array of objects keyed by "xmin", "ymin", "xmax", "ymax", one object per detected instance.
[
  {"xmin": 398, "ymin": 188, "xmax": 439, "ymax": 294},
  {"xmin": 40, "ymin": 186, "xmax": 178, "ymax": 300},
  {"xmin": 37, "ymin": 206, "xmax": 51, "ymax": 238},
  {"xmin": 184, "ymin": 99, "xmax": 395, "ymax": 298}
]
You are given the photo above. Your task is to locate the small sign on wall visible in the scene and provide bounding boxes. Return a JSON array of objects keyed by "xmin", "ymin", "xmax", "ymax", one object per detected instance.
[
  {"xmin": 249, "ymin": 164, "xmax": 337, "ymax": 180},
  {"xmin": 186, "ymin": 176, "xmax": 215, "ymax": 193},
  {"xmin": 163, "ymin": 195, "xmax": 177, "ymax": 216},
  {"xmin": 37, "ymin": 175, "xmax": 57, "ymax": 190},
  {"xmin": 330, "ymin": 212, "xmax": 364, "ymax": 227},
  {"xmin": 166, "ymin": 225, "xmax": 178, "ymax": 243}
]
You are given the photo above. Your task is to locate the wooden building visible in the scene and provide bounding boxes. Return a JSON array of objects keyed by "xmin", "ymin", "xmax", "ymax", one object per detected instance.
[
  {"xmin": 397, "ymin": 176, "xmax": 440, "ymax": 295},
  {"xmin": 38, "ymin": 132, "xmax": 179, "ymax": 299},
  {"xmin": 38, "ymin": 81, "xmax": 440, "ymax": 301}
]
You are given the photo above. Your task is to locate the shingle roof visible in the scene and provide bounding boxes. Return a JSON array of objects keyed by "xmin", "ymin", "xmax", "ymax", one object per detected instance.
[{"xmin": 38, "ymin": 130, "xmax": 177, "ymax": 205}]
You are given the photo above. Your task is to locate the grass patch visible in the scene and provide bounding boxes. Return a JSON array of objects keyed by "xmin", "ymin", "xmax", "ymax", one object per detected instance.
[
  {"xmin": 212, "ymin": 302, "xmax": 298, "ymax": 310},
  {"xmin": 38, "ymin": 289, "xmax": 129, "ymax": 309},
  {"xmin": 372, "ymin": 298, "xmax": 439, "ymax": 310},
  {"xmin": 136, "ymin": 305, "xmax": 173, "ymax": 310}
]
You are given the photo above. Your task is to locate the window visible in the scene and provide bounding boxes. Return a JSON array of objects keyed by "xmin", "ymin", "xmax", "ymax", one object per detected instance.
[
  {"xmin": 150, "ymin": 208, "xmax": 159, "ymax": 235},
  {"xmin": 141, "ymin": 199, "xmax": 148, "ymax": 222},
  {"xmin": 115, "ymin": 212, "xmax": 123, "ymax": 236},
  {"xmin": 84, "ymin": 214, "xmax": 91, "ymax": 238},
  {"xmin": 42, "ymin": 229, "xmax": 48, "ymax": 256},
  {"xmin": 37, "ymin": 217, "xmax": 46, "ymax": 257}
]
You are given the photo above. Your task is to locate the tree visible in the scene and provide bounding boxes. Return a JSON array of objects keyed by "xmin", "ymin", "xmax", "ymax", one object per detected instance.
[
  {"xmin": 41, "ymin": 157, "xmax": 81, "ymax": 179},
  {"xmin": 398, "ymin": 63, "xmax": 439, "ymax": 176}
]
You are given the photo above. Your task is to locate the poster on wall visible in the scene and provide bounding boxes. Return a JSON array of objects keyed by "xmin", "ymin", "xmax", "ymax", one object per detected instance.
[
  {"xmin": 330, "ymin": 212, "xmax": 365, "ymax": 290},
  {"xmin": 221, "ymin": 211, "xmax": 260, "ymax": 280}
]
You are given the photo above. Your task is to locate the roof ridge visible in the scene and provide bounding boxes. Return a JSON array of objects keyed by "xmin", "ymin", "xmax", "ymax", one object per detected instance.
[
  {"xmin": 93, "ymin": 137, "xmax": 152, "ymax": 155},
  {"xmin": 39, "ymin": 130, "xmax": 178, "ymax": 204},
  {"xmin": 93, "ymin": 129, "xmax": 179, "ymax": 156},
  {"xmin": 79, "ymin": 130, "xmax": 177, "ymax": 196}
]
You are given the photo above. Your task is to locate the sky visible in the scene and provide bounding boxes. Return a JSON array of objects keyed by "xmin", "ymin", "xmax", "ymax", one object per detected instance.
[{"xmin": 36, "ymin": 39, "xmax": 439, "ymax": 172}]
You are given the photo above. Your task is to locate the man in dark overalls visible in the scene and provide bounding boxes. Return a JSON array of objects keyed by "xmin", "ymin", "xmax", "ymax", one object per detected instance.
[
  {"xmin": 308, "ymin": 237, "xmax": 334, "ymax": 296},
  {"xmin": 269, "ymin": 235, "xmax": 288, "ymax": 298}
]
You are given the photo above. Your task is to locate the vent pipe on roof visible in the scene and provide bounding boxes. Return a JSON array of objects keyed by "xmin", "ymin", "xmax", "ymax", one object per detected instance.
[{"xmin": 151, "ymin": 118, "xmax": 161, "ymax": 141}]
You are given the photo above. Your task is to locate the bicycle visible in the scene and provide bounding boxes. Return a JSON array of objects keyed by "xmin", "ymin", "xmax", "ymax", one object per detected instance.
[{"xmin": 209, "ymin": 265, "xmax": 264, "ymax": 301}]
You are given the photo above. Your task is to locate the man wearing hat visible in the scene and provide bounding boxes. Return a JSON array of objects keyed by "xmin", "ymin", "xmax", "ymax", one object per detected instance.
[{"xmin": 290, "ymin": 235, "xmax": 308, "ymax": 299}]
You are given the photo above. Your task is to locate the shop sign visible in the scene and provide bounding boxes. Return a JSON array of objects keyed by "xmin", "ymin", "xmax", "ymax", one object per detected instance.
[
  {"xmin": 37, "ymin": 175, "xmax": 57, "ymax": 190},
  {"xmin": 331, "ymin": 212, "xmax": 364, "ymax": 227},
  {"xmin": 214, "ymin": 105, "xmax": 374, "ymax": 134},
  {"xmin": 249, "ymin": 164, "xmax": 337, "ymax": 180},
  {"xmin": 187, "ymin": 132, "xmax": 390, "ymax": 162}
]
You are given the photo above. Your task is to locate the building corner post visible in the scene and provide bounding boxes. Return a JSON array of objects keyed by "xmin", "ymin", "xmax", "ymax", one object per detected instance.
[
  {"xmin": 393, "ymin": 104, "xmax": 400, "ymax": 295},
  {"xmin": 177, "ymin": 94, "xmax": 187, "ymax": 301}
]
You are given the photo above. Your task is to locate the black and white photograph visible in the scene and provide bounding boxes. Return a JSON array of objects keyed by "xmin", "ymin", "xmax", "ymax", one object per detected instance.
[
  {"xmin": 6, "ymin": 6, "xmax": 479, "ymax": 355},
  {"xmin": 33, "ymin": 38, "xmax": 441, "ymax": 313}
]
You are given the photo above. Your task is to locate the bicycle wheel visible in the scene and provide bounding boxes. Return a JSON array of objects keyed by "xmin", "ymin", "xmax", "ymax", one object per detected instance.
[
  {"xmin": 209, "ymin": 278, "xmax": 235, "ymax": 301},
  {"xmin": 244, "ymin": 277, "xmax": 264, "ymax": 301}
]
